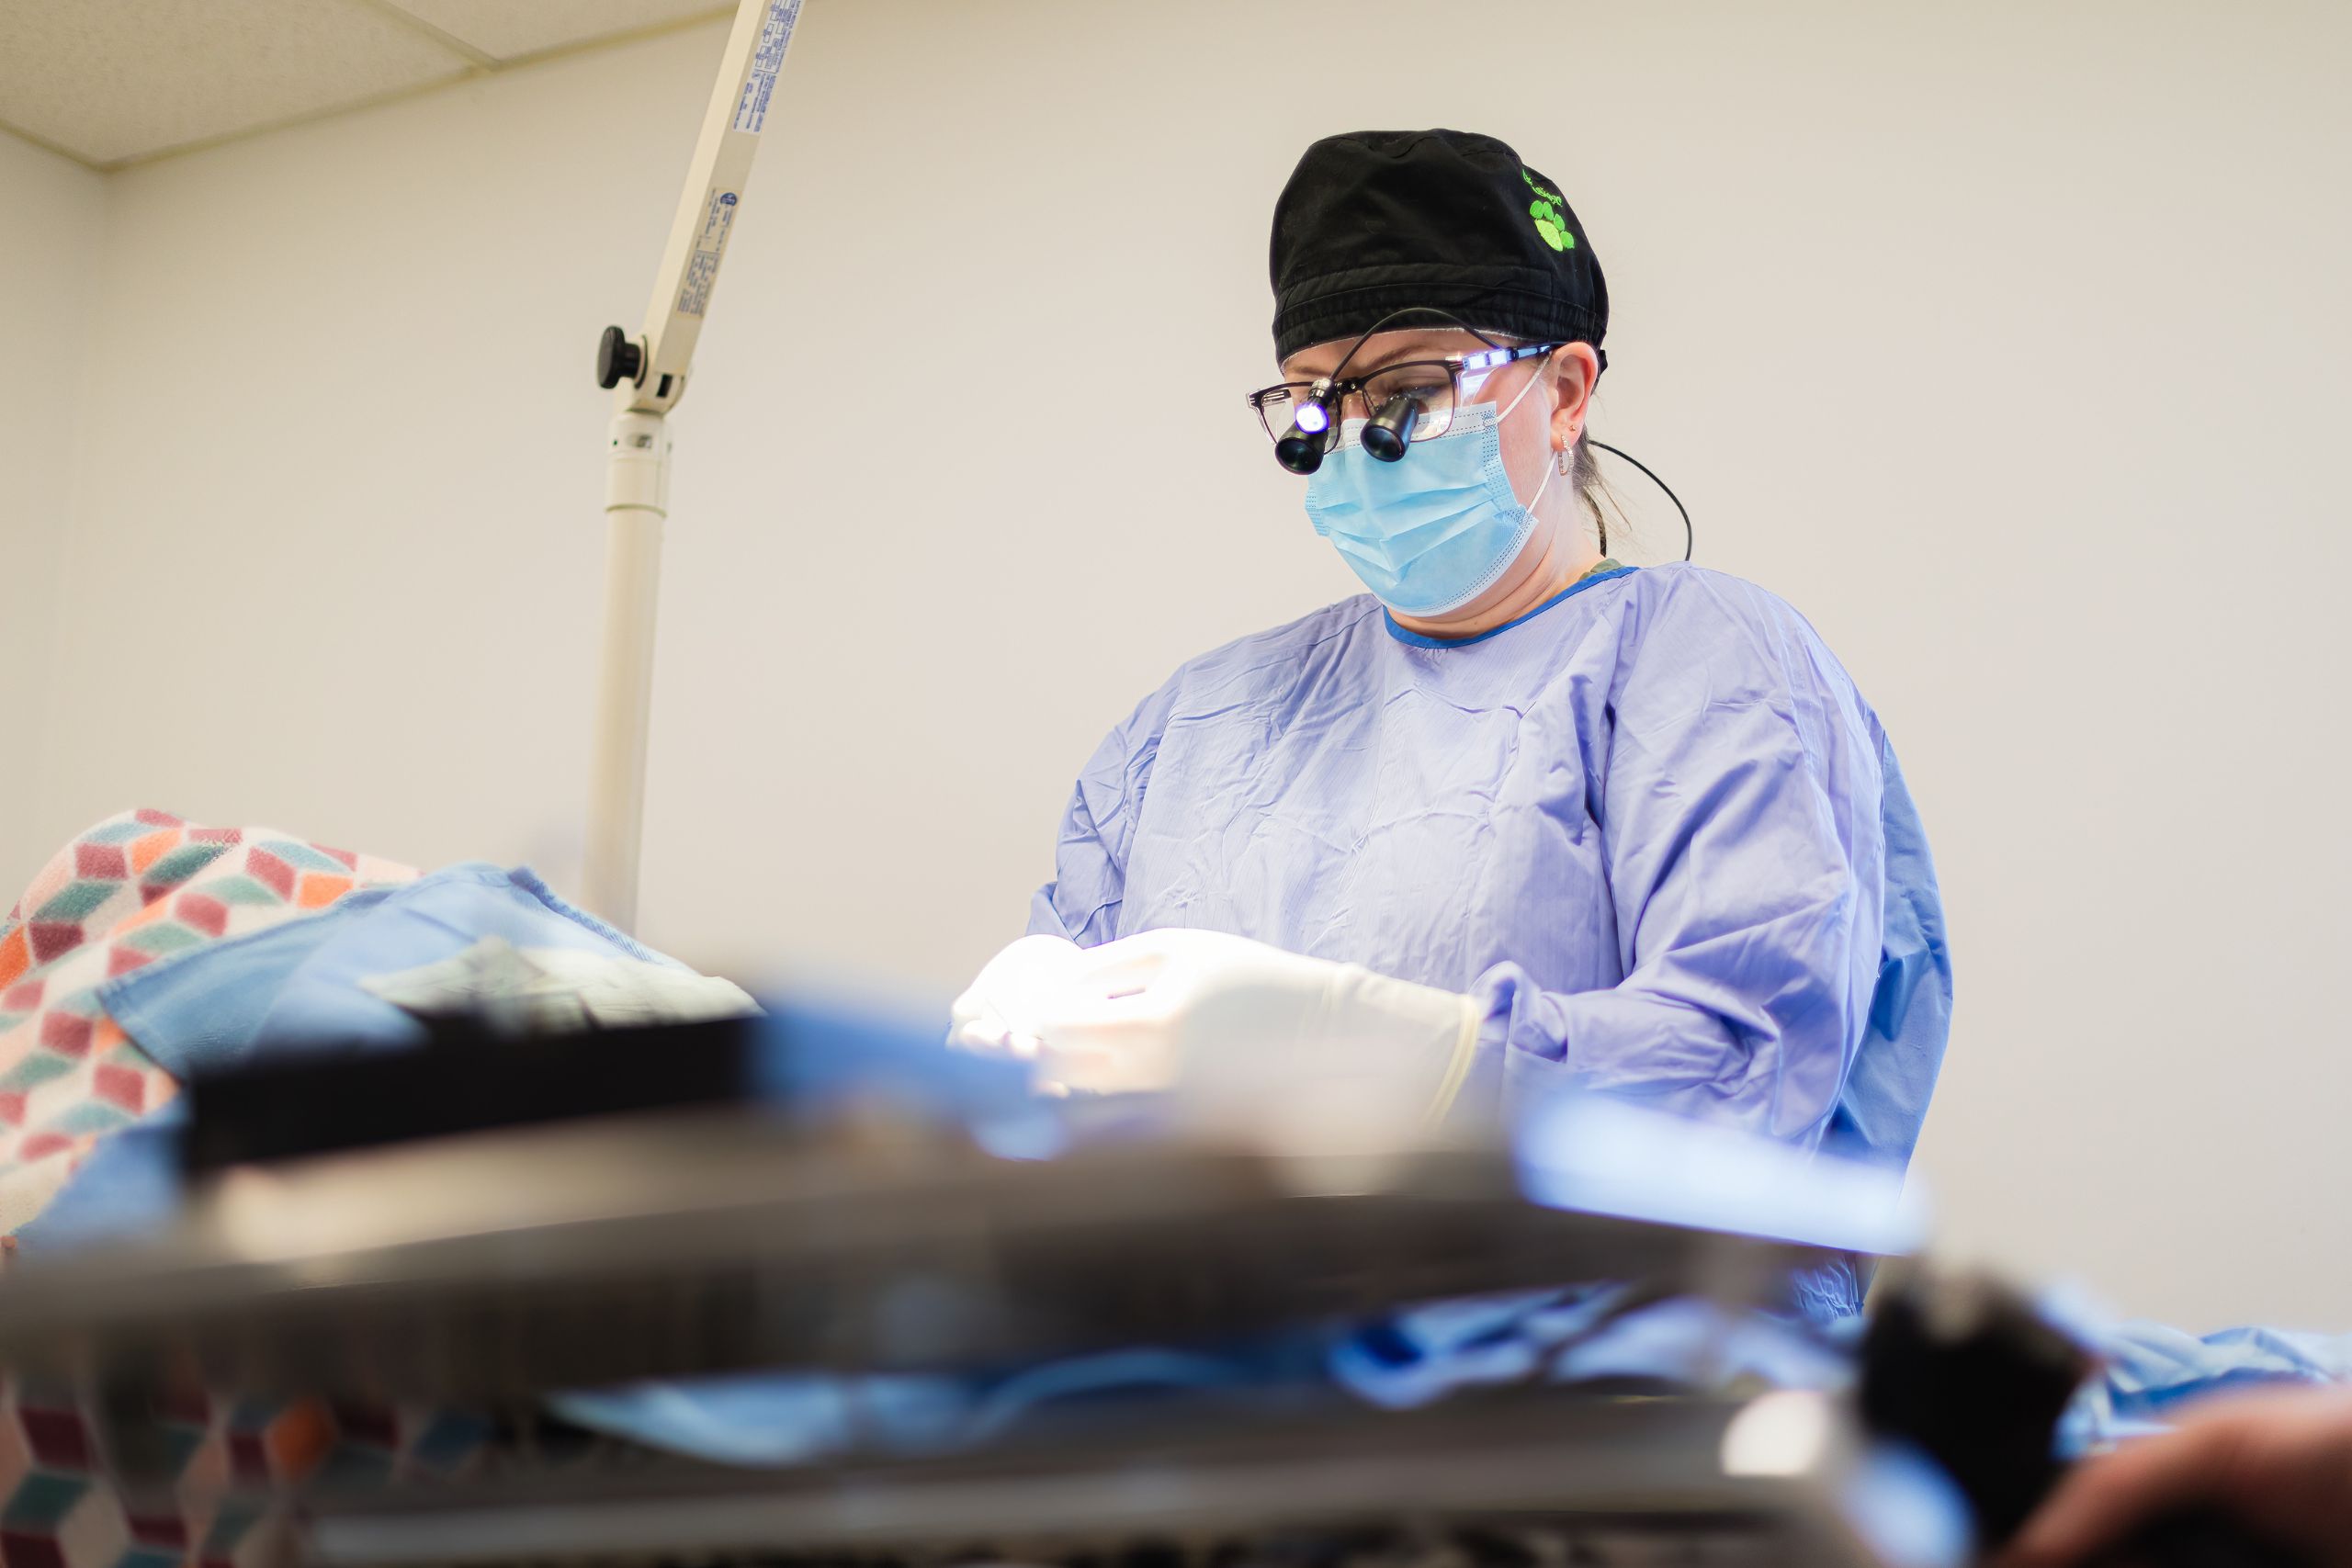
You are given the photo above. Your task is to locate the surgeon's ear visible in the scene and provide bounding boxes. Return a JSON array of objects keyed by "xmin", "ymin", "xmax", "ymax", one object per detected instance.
[{"xmin": 1548, "ymin": 344, "xmax": 1600, "ymax": 450}]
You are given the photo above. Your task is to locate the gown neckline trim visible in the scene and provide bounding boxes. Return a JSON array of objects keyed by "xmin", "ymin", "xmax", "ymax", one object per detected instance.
[{"xmin": 1382, "ymin": 565, "xmax": 1640, "ymax": 649}]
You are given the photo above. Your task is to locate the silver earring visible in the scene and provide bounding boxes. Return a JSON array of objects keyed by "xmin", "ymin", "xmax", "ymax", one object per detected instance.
[{"xmin": 1556, "ymin": 446, "xmax": 1573, "ymax": 477}]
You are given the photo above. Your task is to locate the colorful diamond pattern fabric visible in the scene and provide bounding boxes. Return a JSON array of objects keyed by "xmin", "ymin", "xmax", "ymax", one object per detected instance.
[
  {"xmin": 0, "ymin": 814, "xmax": 474, "ymax": 1568},
  {"xmin": 0, "ymin": 809, "xmax": 418, "ymax": 1238},
  {"xmin": 0, "ymin": 1382, "xmax": 499, "ymax": 1568}
]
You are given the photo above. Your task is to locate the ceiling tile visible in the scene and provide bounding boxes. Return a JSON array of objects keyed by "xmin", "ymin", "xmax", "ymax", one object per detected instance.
[
  {"xmin": 0, "ymin": 0, "xmax": 471, "ymax": 167},
  {"xmin": 377, "ymin": 0, "xmax": 726, "ymax": 63}
]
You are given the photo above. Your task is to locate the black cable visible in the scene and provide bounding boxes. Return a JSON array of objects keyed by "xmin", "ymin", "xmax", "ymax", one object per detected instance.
[
  {"xmin": 1274, "ymin": 309, "xmax": 1505, "ymax": 473},
  {"xmin": 1321, "ymin": 306, "xmax": 1502, "ymax": 381},
  {"xmin": 1589, "ymin": 439, "xmax": 1693, "ymax": 561}
]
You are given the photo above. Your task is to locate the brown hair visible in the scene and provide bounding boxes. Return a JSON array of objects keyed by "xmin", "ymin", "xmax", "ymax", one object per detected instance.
[{"xmin": 1567, "ymin": 428, "xmax": 1626, "ymax": 556}]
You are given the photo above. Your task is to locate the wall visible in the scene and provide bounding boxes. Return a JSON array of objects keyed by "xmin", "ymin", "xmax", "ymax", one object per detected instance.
[
  {"xmin": 0, "ymin": 135, "xmax": 105, "ymax": 898},
  {"xmin": 15, "ymin": 0, "xmax": 2351, "ymax": 1329}
]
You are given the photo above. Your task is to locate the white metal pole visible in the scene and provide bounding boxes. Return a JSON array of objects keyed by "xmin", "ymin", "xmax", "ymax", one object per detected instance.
[
  {"xmin": 582, "ymin": 0, "xmax": 807, "ymax": 931},
  {"xmin": 584, "ymin": 413, "xmax": 673, "ymax": 931}
]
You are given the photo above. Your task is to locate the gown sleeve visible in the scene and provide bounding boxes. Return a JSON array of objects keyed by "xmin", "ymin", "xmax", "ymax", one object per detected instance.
[
  {"xmin": 1026, "ymin": 686, "xmax": 1171, "ymax": 948},
  {"xmin": 1470, "ymin": 574, "xmax": 1890, "ymax": 1148}
]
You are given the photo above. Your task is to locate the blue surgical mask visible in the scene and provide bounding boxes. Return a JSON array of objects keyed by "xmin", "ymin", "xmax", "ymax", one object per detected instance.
[{"xmin": 1302, "ymin": 374, "xmax": 1556, "ymax": 616}]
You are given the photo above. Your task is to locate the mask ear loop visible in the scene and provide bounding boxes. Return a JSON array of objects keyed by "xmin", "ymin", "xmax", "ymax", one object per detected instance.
[
  {"xmin": 1491, "ymin": 348, "xmax": 1560, "ymax": 513},
  {"xmin": 1493, "ymin": 347, "xmax": 1555, "ymax": 424},
  {"xmin": 1487, "ymin": 348, "xmax": 1699, "ymax": 563}
]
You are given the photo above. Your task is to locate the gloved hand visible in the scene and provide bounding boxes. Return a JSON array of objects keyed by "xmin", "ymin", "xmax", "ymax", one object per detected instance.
[
  {"xmin": 945, "ymin": 933, "xmax": 1088, "ymax": 1061},
  {"xmin": 1027, "ymin": 928, "xmax": 1485, "ymax": 1139}
]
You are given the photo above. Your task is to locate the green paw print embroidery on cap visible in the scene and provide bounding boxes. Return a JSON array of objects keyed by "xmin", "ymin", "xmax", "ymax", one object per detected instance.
[
  {"xmin": 1528, "ymin": 201, "xmax": 1573, "ymax": 251},
  {"xmin": 1521, "ymin": 168, "xmax": 1575, "ymax": 252}
]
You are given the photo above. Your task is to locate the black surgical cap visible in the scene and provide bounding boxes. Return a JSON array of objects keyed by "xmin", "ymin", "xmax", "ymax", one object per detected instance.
[{"xmin": 1270, "ymin": 129, "xmax": 1608, "ymax": 364}]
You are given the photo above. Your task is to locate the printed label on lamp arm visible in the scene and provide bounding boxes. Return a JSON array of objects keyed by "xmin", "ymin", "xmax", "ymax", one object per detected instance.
[{"xmin": 675, "ymin": 187, "xmax": 741, "ymax": 318}]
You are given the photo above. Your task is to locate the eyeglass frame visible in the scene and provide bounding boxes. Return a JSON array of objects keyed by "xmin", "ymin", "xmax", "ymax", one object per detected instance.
[{"xmin": 1246, "ymin": 339, "xmax": 1565, "ymax": 455}]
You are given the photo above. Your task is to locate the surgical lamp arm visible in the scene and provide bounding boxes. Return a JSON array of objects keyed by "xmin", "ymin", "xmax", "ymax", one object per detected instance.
[{"xmin": 583, "ymin": 0, "xmax": 806, "ymax": 932}]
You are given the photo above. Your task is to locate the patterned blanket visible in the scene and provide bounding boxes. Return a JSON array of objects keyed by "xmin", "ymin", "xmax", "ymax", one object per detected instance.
[
  {"xmin": 0, "ymin": 811, "xmax": 456, "ymax": 1568},
  {"xmin": 0, "ymin": 809, "xmax": 417, "ymax": 1238},
  {"xmin": 0, "ymin": 1386, "xmax": 492, "ymax": 1568}
]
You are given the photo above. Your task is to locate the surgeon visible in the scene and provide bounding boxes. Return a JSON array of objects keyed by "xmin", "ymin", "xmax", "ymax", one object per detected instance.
[{"xmin": 956, "ymin": 130, "xmax": 1951, "ymax": 1293}]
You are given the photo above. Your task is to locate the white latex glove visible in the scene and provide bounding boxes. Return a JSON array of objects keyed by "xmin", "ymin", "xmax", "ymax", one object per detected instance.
[
  {"xmin": 1027, "ymin": 928, "xmax": 1484, "ymax": 1142},
  {"xmin": 946, "ymin": 933, "xmax": 1088, "ymax": 1060}
]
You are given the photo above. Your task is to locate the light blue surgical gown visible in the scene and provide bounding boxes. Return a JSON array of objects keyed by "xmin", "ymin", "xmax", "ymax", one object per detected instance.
[{"xmin": 1030, "ymin": 564, "xmax": 1952, "ymax": 1190}]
